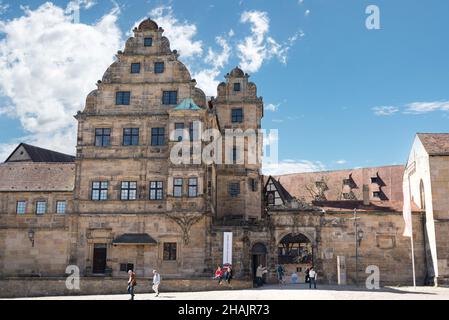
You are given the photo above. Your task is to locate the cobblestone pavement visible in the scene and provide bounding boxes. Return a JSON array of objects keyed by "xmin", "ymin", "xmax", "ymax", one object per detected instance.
[{"xmin": 8, "ymin": 284, "xmax": 449, "ymax": 300}]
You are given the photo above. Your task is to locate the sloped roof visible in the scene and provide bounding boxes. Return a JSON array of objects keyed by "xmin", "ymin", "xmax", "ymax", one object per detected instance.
[
  {"xmin": 265, "ymin": 176, "xmax": 294, "ymax": 204},
  {"xmin": 417, "ymin": 133, "xmax": 449, "ymax": 156},
  {"xmin": 174, "ymin": 98, "xmax": 202, "ymax": 110},
  {"xmin": 5, "ymin": 143, "xmax": 75, "ymax": 163},
  {"xmin": 112, "ymin": 233, "xmax": 157, "ymax": 245},
  {"xmin": 0, "ymin": 162, "xmax": 75, "ymax": 192}
]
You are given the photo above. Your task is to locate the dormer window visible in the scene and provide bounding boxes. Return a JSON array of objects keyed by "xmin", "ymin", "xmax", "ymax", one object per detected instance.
[
  {"xmin": 371, "ymin": 177, "xmax": 380, "ymax": 184},
  {"xmin": 144, "ymin": 37, "xmax": 153, "ymax": 47},
  {"xmin": 233, "ymin": 83, "xmax": 241, "ymax": 91}
]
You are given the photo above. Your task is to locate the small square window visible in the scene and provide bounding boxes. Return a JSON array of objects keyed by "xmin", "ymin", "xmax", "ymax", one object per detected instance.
[
  {"xmin": 95, "ymin": 128, "xmax": 111, "ymax": 147},
  {"xmin": 116, "ymin": 91, "xmax": 131, "ymax": 105},
  {"xmin": 233, "ymin": 83, "xmax": 241, "ymax": 91},
  {"xmin": 36, "ymin": 201, "xmax": 47, "ymax": 215},
  {"xmin": 16, "ymin": 201, "xmax": 27, "ymax": 215},
  {"xmin": 144, "ymin": 37, "xmax": 153, "ymax": 47},
  {"xmin": 154, "ymin": 62, "xmax": 165, "ymax": 74},
  {"xmin": 371, "ymin": 177, "xmax": 380, "ymax": 184},
  {"xmin": 92, "ymin": 181, "xmax": 108, "ymax": 201},
  {"xmin": 120, "ymin": 263, "xmax": 134, "ymax": 272},
  {"xmin": 56, "ymin": 201, "xmax": 67, "ymax": 214},
  {"xmin": 121, "ymin": 181, "xmax": 137, "ymax": 200},
  {"xmin": 131, "ymin": 63, "xmax": 141, "ymax": 74},
  {"xmin": 123, "ymin": 128, "xmax": 139, "ymax": 146},
  {"xmin": 150, "ymin": 181, "xmax": 164, "ymax": 200},
  {"xmin": 373, "ymin": 191, "xmax": 381, "ymax": 198}
]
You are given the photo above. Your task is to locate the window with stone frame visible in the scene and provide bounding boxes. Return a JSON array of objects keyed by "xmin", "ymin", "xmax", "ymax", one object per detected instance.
[
  {"xmin": 150, "ymin": 181, "xmax": 163, "ymax": 200},
  {"xmin": 163, "ymin": 242, "xmax": 177, "ymax": 261},
  {"xmin": 173, "ymin": 178, "xmax": 183, "ymax": 197},
  {"xmin": 154, "ymin": 62, "xmax": 165, "ymax": 74},
  {"xmin": 56, "ymin": 201, "xmax": 67, "ymax": 214},
  {"xmin": 116, "ymin": 91, "xmax": 131, "ymax": 105},
  {"xmin": 249, "ymin": 178, "xmax": 257, "ymax": 192},
  {"xmin": 144, "ymin": 37, "xmax": 153, "ymax": 47},
  {"xmin": 95, "ymin": 128, "xmax": 111, "ymax": 147},
  {"xmin": 35, "ymin": 201, "xmax": 47, "ymax": 215},
  {"xmin": 123, "ymin": 128, "xmax": 139, "ymax": 146},
  {"xmin": 162, "ymin": 91, "xmax": 177, "ymax": 105},
  {"xmin": 231, "ymin": 108, "xmax": 243, "ymax": 123},
  {"xmin": 120, "ymin": 263, "xmax": 134, "ymax": 272},
  {"xmin": 92, "ymin": 181, "xmax": 108, "ymax": 201},
  {"xmin": 188, "ymin": 177, "xmax": 198, "ymax": 197},
  {"xmin": 228, "ymin": 182, "xmax": 240, "ymax": 197},
  {"xmin": 151, "ymin": 127, "xmax": 165, "ymax": 146},
  {"xmin": 131, "ymin": 63, "xmax": 141, "ymax": 74},
  {"xmin": 16, "ymin": 201, "xmax": 27, "ymax": 215},
  {"xmin": 121, "ymin": 181, "xmax": 137, "ymax": 200},
  {"xmin": 233, "ymin": 82, "xmax": 241, "ymax": 91}
]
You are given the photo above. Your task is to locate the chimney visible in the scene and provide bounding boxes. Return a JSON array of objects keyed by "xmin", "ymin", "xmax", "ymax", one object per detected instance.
[{"xmin": 363, "ymin": 184, "xmax": 370, "ymax": 206}]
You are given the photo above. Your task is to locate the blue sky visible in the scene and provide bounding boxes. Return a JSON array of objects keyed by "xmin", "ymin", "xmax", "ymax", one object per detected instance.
[{"xmin": 0, "ymin": 0, "xmax": 448, "ymax": 174}]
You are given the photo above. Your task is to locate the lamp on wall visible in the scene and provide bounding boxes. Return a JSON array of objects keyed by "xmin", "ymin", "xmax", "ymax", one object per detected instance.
[
  {"xmin": 28, "ymin": 229, "xmax": 35, "ymax": 247},
  {"xmin": 357, "ymin": 229, "xmax": 364, "ymax": 245}
]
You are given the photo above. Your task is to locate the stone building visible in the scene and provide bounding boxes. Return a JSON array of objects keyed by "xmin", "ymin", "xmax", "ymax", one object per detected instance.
[{"xmin": 0, "ymin": 19, "xmax": 448, "ymax": 296}]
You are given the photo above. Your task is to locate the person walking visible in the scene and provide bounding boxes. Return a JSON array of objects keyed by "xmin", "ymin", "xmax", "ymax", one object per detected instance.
[
  {"xmin": 255, "ymin": 264, "xmax": 267, "ymax": 287},
  {"xmin": 127, "ymin": 269, "xmax": 137, "ymax": 300},
  {"xmin": 152, "ymin": 269, "xmax": 161, "ymax": 297},
  {"xmin": 308, "ymin": 267, "xmax": 317, "ymax": 289},
  {"xmin": 276, "ymin": 264, "xmax": 285, "ymax": 286}
]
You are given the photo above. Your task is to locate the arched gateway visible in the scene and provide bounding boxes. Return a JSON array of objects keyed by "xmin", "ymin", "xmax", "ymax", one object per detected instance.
[{"xmin": 278, "ymin": 233, "xmax": 313, "ymax": 280}]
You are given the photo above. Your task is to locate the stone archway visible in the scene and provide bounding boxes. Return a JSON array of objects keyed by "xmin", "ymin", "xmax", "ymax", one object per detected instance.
[
  {"xmin": 278, "ymin": 233, "xmax": 313, "ymax": 282},
  {"xmin": 251, "ymin": 243, "xmax": 267, "ymax": 281}
]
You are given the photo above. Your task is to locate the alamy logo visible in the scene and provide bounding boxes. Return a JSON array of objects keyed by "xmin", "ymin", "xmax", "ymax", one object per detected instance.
[
  {"xmin": 65, "ymin": 265, "xmax": 80, "ymax": 290},
  {"xmin": 366, "ymin": 5, "xmax": 381, "ymax": 30},
  {"xmin": 365, "ymin": 265, "xmax": 380, "ymax": 289}
]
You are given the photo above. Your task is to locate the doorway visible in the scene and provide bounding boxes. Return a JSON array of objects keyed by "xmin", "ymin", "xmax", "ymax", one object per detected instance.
[
  {"xmin": 251, "ymin": 243, "xmax": 267, "ymax": 281},
  {"xmin": 92, "ymin": 243, "xmax": 107, "ymax": 274}
]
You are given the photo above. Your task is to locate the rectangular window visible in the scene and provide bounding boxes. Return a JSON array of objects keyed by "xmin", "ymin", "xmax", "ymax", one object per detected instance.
[
  {"xmin": 144, "ymin": 37, "xmax": 153, "ymax": 47},
  {"xmin": 92, "ymin": 181, "xmax": 108, "ymax": 201},
  {"xmin": 188, "ymin": 177, "xmax": 198, "ymax": 197},
  {"xmin": 371, "ymin": 177, "xmax": 380, "ymax": 184},
  {"xmin": 231, "ymin": 108, "xmax": 243, "ymax": 123},
  {"xmin": 173, "ymin": 178, "xmax": 183, "ymax": 198},
  {"xmin": 151, "ymin": 127, "xmax": 165, "ymax": 146},
  {"xmin": 232, "ymin": 146, "xmax": 237, "ymax": 162},
  {"xmin": 175, "ymin": 123, "xmax": 184, "ymax": 141},
  {"xmin": 150, "ymin": 181, "xmax": 163, "ymax": 200},
  {"xmin": 233, "ymin": 83, "xmax": 241, "ymax": 91},
  {"xmin": 162, "ymin": 91, "xmax": 177, "ymax": 105},
  {"xmin": 131, "ymin": 63, "xmax": 141, "ymax": 74},
  {"xmin": 228, "ymin": 182, "xmax": 240, "ymax": 197},
  {"xmin": 267, "ymin": 191, "xmax": 275, "ymax": 205},
  {"xmin": 250, "ymin": 178, "xmax": 257, "ymax": 192},
  {"xmin": 163, "ymin": 242, "xmax": 177, "ymax": 261},
  {"xmin": 16, "ymin": 201, "xmax": 27, "ymax": 215},
  {"xmin": 121, "ymin": 181, "xmax": 137, "ymax": 200},
  {"xmin": 154, "ymin": 62, "xmax": 165, "ymax": 74},
  {"xmin": 123, "ymin": 128, "xmax": 139, "ymax": 146},
  {"xmin": 120, "ymin": 263, "xmax": 134, "ymax": 272},
  {"xmin": 56, "ymin": 201, "xmax": 67, "ymax": 214},
  {"xmin": 36, "ymin": 201, "xmax": 47, "ymax": 215},
  {"xmin": 116, "ymin": 91, "xmax": 131, "ymax": 105},
  {"xmin": 188, "ymin": 122, "xmax": 199, "ymax": 141},
  {"xmin": 95, "ymin": 128, "xmax": 111, "ymax": 147}
]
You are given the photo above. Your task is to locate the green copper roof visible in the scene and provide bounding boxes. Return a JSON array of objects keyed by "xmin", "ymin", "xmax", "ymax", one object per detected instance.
[{"xmin": 174, "ymin": 98, "xmax": 202, "ymax": 111}]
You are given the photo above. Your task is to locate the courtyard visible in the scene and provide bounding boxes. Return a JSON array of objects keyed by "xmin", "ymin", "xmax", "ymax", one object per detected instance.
[{"xmin": 8, "ymin": 284, "xmax": 449, "ymax": 300}]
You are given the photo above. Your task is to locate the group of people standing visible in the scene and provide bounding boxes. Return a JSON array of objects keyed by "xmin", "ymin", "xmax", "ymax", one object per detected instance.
[
  {"xmin": 126, "ymin": 269, "xmax": 161, "ymax": 300},
  {"xmin": 256, "ymin": 264, "xmax": 318, "ymax": 289}
]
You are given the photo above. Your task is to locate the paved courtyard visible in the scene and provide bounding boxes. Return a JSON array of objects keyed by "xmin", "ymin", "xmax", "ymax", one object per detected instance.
[{"xmin": 9, "ymin": 284, "xmax": 449, "ymax": 300}]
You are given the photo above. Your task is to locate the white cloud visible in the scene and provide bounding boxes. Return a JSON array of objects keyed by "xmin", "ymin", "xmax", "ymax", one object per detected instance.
[
  {"xmin": 150, "ymin": 6, "xmax": 203, "ymax": 59},
  {"xmin": 272, "ymin": 119, "xmax": 284, "ymax": 123},
  {"xmin": 404, "ymin": 101, "xmax": 449, "ymax": 114},
  {"xmin": 237, "ymin": 10, "xmax": 299, "ymax": 73},
  {"xmin": 372, "ymin": 106, "xmax": 399, "ymax": 116},
  {"xmin": 262, "ymin": 159, "xmax": 325, "ymax": 176},
  {"xmin": 265, "ymin": 103, "xmax": 280, "ymax": 112},
  {"xmin": 335, "ymin": 159, "xmax": 347, "ymax": 165},
  {"xmin": 0, "ymin": 2, "xmax": 122, "ymax": 159},
  {"xmin": 304, "ymin": 10, "xmax": 311, "ymax": 17}
]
